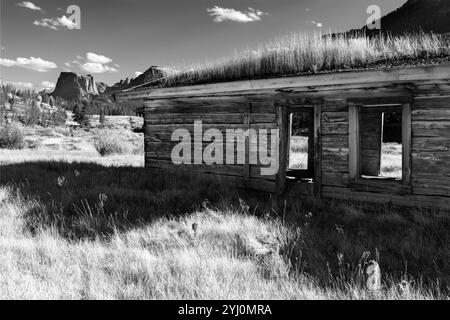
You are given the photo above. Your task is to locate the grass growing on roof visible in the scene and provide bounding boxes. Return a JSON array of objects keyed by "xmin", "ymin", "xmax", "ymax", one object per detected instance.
[{"xmin": 161, "ymin": 32, "xmax": 450, "ymax": 87}]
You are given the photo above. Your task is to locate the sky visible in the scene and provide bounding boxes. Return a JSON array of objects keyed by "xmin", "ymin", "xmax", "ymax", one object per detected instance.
[{"xmin": 0, "ymin": 0, "xmax": 407, "ymax": 90}]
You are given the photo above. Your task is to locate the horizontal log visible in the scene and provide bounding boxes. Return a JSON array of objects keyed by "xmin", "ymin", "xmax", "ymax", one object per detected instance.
[
  {"xmin": 321, "ymin": 122, "xmax": 349, "ymax": 135},
  {"xmin": 412, "ymin": 96, "xmax": 450, "ymax": 109},
  {"xmin": 322, "ymin": 112, "xmax": 348, "ymax": 123},
  {"xmin": 412, "ymin": 178, "xmax": 450, "ymax": 197},
  {"xmin": 412, "ymin": 158, "xmax": 450, "ymax": 175},
  {"xmin": 348, "ymin": 95, "xmax": 413, "ymax": 105},
  {"xmin": 348, "ymin": 179, "xmax": 410, "ymax": 195},
  {"xmin": 321, "ymin": 135, "xmax": 349, "ymax": 147},
  {"xmin": 322, "ymin": 172, "xmax": 349, "ymax": 187},
  {"xmin": 322, "ymin": 99, "xmax": 347, "ymax": 112},
  {"xmin": 286, "ymin": 182, "xmax": 314, "ymax": 196},
  {"xmin": 145, "ymin": 113, "xmax": 276, "ymax": 125},
  {"xmin": 322, "ymin": 186, "xmax": 450, "ymax": 211},
  {"xmin": 322, "ymin": 162, "xmax": 349, "ymax": 173},
  {"xmin": 412, "ymin": 110, "xmax": 450, "ymax": 121},
  {"xmin": 144, "ymin": 103, "xmax": 275, "ymax": 114},
  {"xmin": 145, "ymin": 123, "xmax": 278, "ymax": 136},
  {"xmin": 145, "ymin": 159, "xmax": 276, "ymax": 181},
  {"xmin": 413, "ymin": 82, "xmax": 450, "ymax": 96},
  {"xmin": 412, "ymin": 128, "xmax": 450, "ymax": 138},
  {"xmin": 322, "ymin": 147, "xmax": 349, "ymax": 157}
]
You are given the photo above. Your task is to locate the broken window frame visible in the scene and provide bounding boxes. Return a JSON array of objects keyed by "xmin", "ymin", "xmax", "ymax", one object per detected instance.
[
  {"xmin": 349, "ymin": 103, "xmax": 412, "ymax": 191},
  {"xmin": 286, "ymin": 106, "xmax": 315, "ymax": 181}
]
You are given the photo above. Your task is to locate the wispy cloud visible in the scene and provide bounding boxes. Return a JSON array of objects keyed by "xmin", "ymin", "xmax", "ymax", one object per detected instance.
[
  {"xmin": 207, "ymin": 6, "xmax": 268, "ymax": 23},
  {"xmin": 0, "ymin": 56, "xmax": 57, "ymax": 72},
  {"xmin": 86, "ymin": 52, "xmax": 112, "ymax": 64},
  {"xmin": 17, "ymin": 1, "xmax": 43, "ymax": 12},
  {"xmin": 34, "ymin": 15, "xmax": 78, "ymax": 30}
]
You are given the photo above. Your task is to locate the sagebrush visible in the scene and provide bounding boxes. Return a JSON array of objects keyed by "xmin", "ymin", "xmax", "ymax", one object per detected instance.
[{"xmin": 0, "ymin": 123, "xmax": 24, "ymax": 149}]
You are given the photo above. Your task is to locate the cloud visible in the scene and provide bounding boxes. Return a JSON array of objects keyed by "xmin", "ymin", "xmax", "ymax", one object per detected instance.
[
  {"xmin": 0, "ymin": 58, "xmax": 17, "ymax": 67},
  {"xmin": 68, "ymin": 53, "xmax": 117, "ymax": 73},
  {"xmin": 80, "ymin": 62, "xmax": 118, "ymax": 74},
  {"xmin": 17, "ymin": 1, "xmax": 42, "ymax": 11},
  {"xmin": 207, "ymin": 6, "xmax": 267, "ymax": 23},
  {"xmin": 86, "ymin": 52, "xmax": 112, "ymax": 64},
  {"xmin": 34, "ymin": 15, "xmax": 78, "ymax": 30},
  {"xmin": 134, "ymin": 71, "xmax": 143, "ymax": 77},
  {"xmin": 305, "ymin": 8, "xmax": 311, "ymax": 12},
  {"xmin": 0, "ymin": 56, "xmax": 57, "ymax": 72},
  {"xmin": 41, "ymin": 81, "xmax": 55, "ymax": 89},
  {"xmin": 310, "ymin": 21, "xmax": 323, "ymax": 28}
]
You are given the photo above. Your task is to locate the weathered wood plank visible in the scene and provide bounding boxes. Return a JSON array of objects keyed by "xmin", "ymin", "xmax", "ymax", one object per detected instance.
[
  {"xmin": 276, "ymin": 106, "xmax": 288, "ymax": 194},
  {"xmin": 322, "ymin": 186, "xmax": 450, "ymax": 211},
  {"xmin": 322, "ymin": 99, "xmax": 347, "ymax": 112},
  {"xmin": 322, "ymin": 161, "xmax": 349, "ymax": 173},
  {"xmin": 322, "ymin": 111, "xmax": 348, "ymax": 123},
  {"xmin": 321, "ymin": 122, "xmax": 349, "ymax": 135},
  {"xmin": 349, "ymin": 180, "xmax": 411, "ymax": 195},
  {"xmin": 144, "ymin": 101, "xmax": 275, "ymax": 114},
  {"xmin": 412, "ymin": 110, "xmax": 450, "ymax": 121},
  {"xmin": 145, "ymin": 159, "xmax": 276, "ymax": 181},
  {"xmin": 146, "ymin": 123, "xmax": 278, "ymax": 132},
  {"xmin": 322, "ymin": 135, "xmax": 349, "ymax": 147},
  {"xmin": 348, "ymin": 95, "xmax": 413, "ymax": 105},
  {"xmin": 412, "ymin": 177, "xmax": 450, "ymax": 197},
  {"xmin": 314, "ymin": 103, "xmax": 322, "ymax": 198},
  {"xmin": 402, "ymin": 104, "xmax": 412, "ymax": 186},
  {"xmin": 348, "ymin": 105, "xmax": 360, "ymax": 181},
  {"xmin": 322, "ymin": 172, "xmax": 349, "ymax": 187},
  {"xmin": 412, "ymin": 96, "xmax": 450, "ymax": 109}
]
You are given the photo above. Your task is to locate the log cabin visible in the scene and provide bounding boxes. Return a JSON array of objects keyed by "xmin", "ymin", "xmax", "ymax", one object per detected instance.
[{"xmin": 115, "ymin": 63, "xmax": 450, "ymax": 211}]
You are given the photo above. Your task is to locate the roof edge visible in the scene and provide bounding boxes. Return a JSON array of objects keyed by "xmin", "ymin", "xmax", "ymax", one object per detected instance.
[{"xmin": 115, "ymin": 63, "xmax": 450, "ymax": 101}]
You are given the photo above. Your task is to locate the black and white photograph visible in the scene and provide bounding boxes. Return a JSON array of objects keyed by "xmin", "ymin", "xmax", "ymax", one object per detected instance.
[{"xmin": 0, "ymin": 0, "xmax": 449, "ymax": 303}]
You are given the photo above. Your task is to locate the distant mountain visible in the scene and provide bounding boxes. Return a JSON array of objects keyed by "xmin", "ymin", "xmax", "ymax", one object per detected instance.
[
  {"xmin": 49, "ymin": 67, "xmax": 173, "ymax": 101},
  {"xmin": 105, "ymin": 66, "xmax": 174, "ymax": 94},
  {"xmin": 96, "ymin": 82, "xmax": 108, "ymax": 95},
  {"xmin": 51, "ymin": 72, "xmax": 101, "ymax": 101},
  {"xmin": 350, "ymin": 0, "xmax": 450, "ymax": 35}
]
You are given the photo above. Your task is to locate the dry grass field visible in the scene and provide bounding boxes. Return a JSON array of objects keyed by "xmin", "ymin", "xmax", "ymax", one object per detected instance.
[{"xmin": 0, "ymin": 122, "xmax": 449, "ymax": 299}]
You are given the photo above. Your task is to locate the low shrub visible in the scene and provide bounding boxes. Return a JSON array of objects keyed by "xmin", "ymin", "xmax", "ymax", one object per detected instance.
[
  {"xmin": 94, "ymin": 134, "xmax": 126, "ymax": 156},
  {"xmin": 0, "ymin": 123, "xmax": 25, "ymax": 149}
]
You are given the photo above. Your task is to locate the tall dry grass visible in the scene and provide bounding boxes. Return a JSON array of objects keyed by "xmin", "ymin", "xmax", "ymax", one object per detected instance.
[
  {"xmin": 163, "ymin": 32, "xmax": 449, "ymax": 86},
  {"xmin": 0, "ymin": 161, "xmax": 449, "ymax": 299}
]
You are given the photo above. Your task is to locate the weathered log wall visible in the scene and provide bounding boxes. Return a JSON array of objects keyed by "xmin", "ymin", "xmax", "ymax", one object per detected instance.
[{"xmin": 144, "ymin": 95, "xmax": 279, "ymax": 193}]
